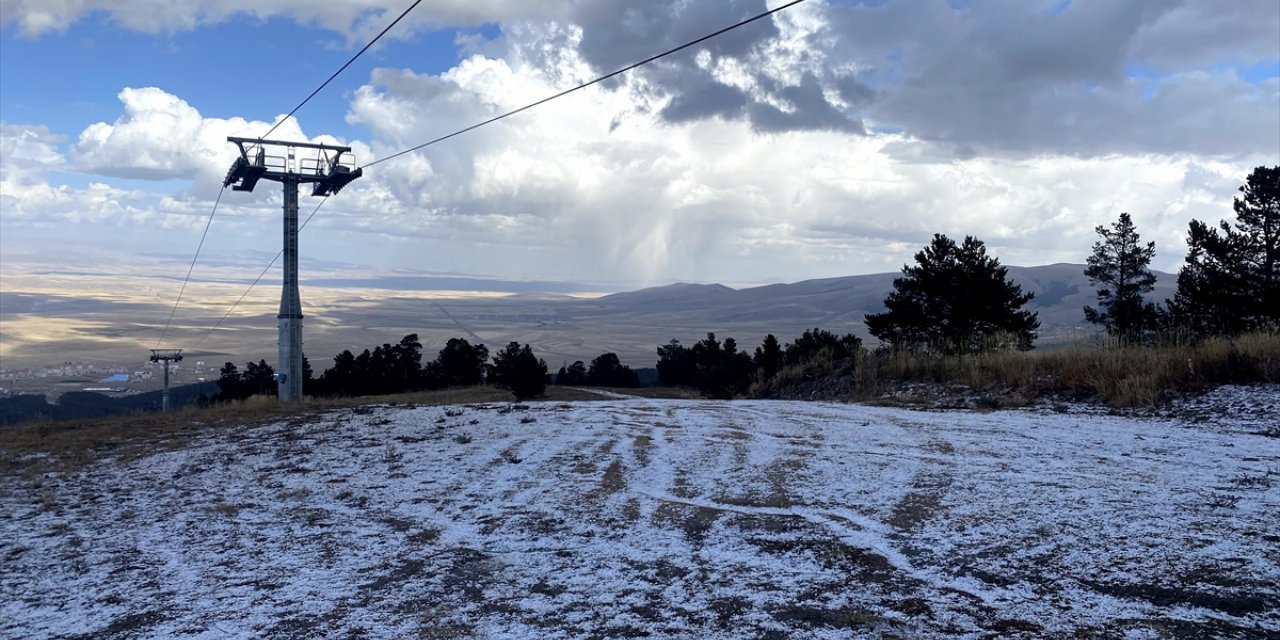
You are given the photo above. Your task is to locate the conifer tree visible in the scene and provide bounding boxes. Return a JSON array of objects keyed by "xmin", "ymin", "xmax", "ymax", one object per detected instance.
[
  {"xmin": 1170, "ymin": 166, "xmax": 1280, "ymax": 335},
  {"xmin": 216, "ymin": 362, "xmax": 244, "ymax": 400},
  {"xmin": 656, "ymin": 340, "xmax": 696, "ymax": 386},
  {"xmin": 556, "ymin": 361, "xmax": 588, "ymax": 385},
  {"xmin": 490, "ymin": 342, "xmax": 547, "ymax": 400},
  {"xmin": 865, "ymin": 234, "xmax": 1039, "ymax": 354},
  {"xmin": 317, "ymin": 350, "xmax": 357, "ymax": 396},
  {"xmin": 753, "ymin": 334, "xmax": 783, "ymax": 380},
  {"xmin": 1083, "ymin": 212, "xmax": 1158, "ymax": 341},
  {"xmin": 437, "ymin": 338, "xmax": 489, "ymax": 386},
  {"xmin": 783, "ymin": 328, "xmax": 862, "ymax": 365},
  {"xmin": 586, "ymin": 353, "xmax": 640, "ymax": 387},
  {"xmin": 689, "ymin": 333, "xmax": 753, "ymax": 399},
  {"xmin": 242, "ymin": 360, "xmax": 277, "ymax": 397}
]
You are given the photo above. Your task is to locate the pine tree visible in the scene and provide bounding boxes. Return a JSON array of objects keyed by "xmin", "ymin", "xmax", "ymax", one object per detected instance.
[
  {"xmin": 242, "ymin": 360, "xmax": 277, "ymax": 396},
  {"xmin": 686, "ymin": 333, "xmax": 754, "ymax": 399},
  {"xmin": 317, "ymin": 350, "xmax": 357, "ymax": 397},
  {"xmin": 216, "ymin": 362, "xmax": 244, "ymax": 401},
  {"xmin": 753, "ymin": 334, "xmax": 783, "ymax": 380},
  {"xmin": 1170, "ymin": 166, "xmax": 1280, "ymax": 335},
  {"xmin": 353, "ymin": 349, "xmax": 373, "ymax": 395},
  {"xmin": 490, "ymin": 342, "xmax": 547, "ymax": 400},
  {"xmin": 437, "ymin": 338, "xmax": 489, "ymax": 386},
  {"xmin": 783, "ymin": 328, "xmax": 862, "ymax": 365},
  {"xmin": 586, "ymin": 353, "xmax": 640, "ymax": 387},
  {"xmin": 390, "ymin": 334, "xmax": 424, "ymax": 392},
  {"xmin": 302, "ymin": 354, "xmax": 314, "ymax": 396},
  {"xmin": 1083, "ymin": 212, "xmax": 1159, "ymax": 342},
  {"xmin": 865, "ymin": 234, "xmax": 1039, "ymax": 354},
  {"xmin": 656, "ymin": 340, "xmax": 696, "ymax": 386},
  {"xmin": 556, "ymin": 361, "xmax": 588, "ymax": 385}
]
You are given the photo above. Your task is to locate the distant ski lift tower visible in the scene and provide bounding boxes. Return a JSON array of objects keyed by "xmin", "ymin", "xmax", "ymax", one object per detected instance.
[
  {"xmin": 223, "ymin": 137, "xmax": 363, "ymax": 402},
  {"xmin": 149, "ymin": 349, "xmax": 182, "ymax": 412}
]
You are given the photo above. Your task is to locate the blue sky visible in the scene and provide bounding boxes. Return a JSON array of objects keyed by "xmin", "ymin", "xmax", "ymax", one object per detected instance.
[
  {"xmin": 0, "ymin": 14, "xmax": 497, "ymax": 145},
  {"xmin": 1, "ymin": 0, "xmax": 1278, "ymax": 290}
]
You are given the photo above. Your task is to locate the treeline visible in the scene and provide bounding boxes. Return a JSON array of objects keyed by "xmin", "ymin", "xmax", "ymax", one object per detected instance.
[
  {"xmin": 553, "ymin": 354, "xmax": 642, "ymax": 388},
  {"xmin": 214, "ymin": 335, "xmax": 647, "ymax": 402},
  {"xmin": 0, "ymin": 382, "xmax": 219, "ymax": 426},
  {"xmin": 653, "ymin": 165, "xmax": 1279, "ymax": 403},
  {"xmin": 216, "ymin": 336, "xmax": 543, "ymax": 401},
  {"xmin": 1081, "ymin": 165, "xmax": 1279, "ymax": 343},
  {"xmin": 653, "ymin": 329, "xmax": 861, "ymax": 399}
]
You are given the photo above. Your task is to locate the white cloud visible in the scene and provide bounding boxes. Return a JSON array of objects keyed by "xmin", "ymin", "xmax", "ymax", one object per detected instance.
[
  {"xmin": 0, "ymin": 123, "xmax": 66, "ymax": 185},
  {"xmin": 72, "ymin": 87, "xmax": 287, "ymax": 184},
  {"xmin": 0, "ymin": 176, "xmax": 159, "ymax": 227}
]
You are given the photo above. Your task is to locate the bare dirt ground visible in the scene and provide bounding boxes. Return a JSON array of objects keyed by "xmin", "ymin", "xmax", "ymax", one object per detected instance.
[{"xmin": 2, "ymin": 390, "xmax": 1278, "ymax": 638}]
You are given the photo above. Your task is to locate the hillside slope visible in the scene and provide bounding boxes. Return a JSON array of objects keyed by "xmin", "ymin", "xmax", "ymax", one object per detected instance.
[
  {"xmin": 5, "ymin": 393, "xmax": 1276, "ymax": 638},
  {"xmin": 583, "ymin": 263, "xmax": 1176, "ymax": 343}
]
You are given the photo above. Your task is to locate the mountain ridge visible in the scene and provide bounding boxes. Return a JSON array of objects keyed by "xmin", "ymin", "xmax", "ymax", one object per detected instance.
[{"xmin": 592, "ymin": 262, "xmax": 1178, "ymax": 339}]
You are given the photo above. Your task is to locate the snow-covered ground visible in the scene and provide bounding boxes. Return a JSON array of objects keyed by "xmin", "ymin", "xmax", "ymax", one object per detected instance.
[{"xmin": 3, "ymin": 390, "xmax": 1278, "ymax": 638}]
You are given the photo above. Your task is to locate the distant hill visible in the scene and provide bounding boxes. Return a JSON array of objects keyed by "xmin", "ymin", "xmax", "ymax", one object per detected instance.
[
  {"xmin": 0, "ymin": 263, "xmax": 1180, "ymax": 377},
  {"xmin": 599, "ymin": 282, "xmax": 738, "ymax": 308},
  {"xmin": 0, "ymin": 382, "xmax": 219, "ymax": 426},
  {"xmin": 589, "ymin": 263, "xmax": 1176, "ymax": 344}
]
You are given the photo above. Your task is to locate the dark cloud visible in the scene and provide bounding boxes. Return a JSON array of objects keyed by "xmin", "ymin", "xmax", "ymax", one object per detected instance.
[
  {"xmin": 836, "ymin": 76, "xmax": 876, "ymax": 106},
  {"xmin": 568, "ymin": 0, "xmax": 868, "ymax": 135},
  {"xmin": 749, "ymin": 73, "xmax": 866, "ymax": 134},
  {"xmin": 556, "ymin": 0, "xmax": 1277, "ymax": 156},
  {"xmin": 814, "ymin": 0, "xmax": 1280, "ymax": 157},
  {"xmin": 571, "ymin": 0, "xmax": 776, "ymax": 74},
  {"xmin": 660, "ymin": 79, "xmax": 750, "ymax": 123},
  {"xmin": 1129, "ymin": 0, "xmax": 1280, "ymax": 70},
  {"xmin": 966, "ymin": 0, "xmax": 1162, "ymax": 84}
]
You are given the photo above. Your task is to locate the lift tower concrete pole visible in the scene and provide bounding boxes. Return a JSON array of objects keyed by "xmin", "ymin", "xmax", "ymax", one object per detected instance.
[
  {"xmin": 150, "ymin": 349, "xmax": 182, "ymax": 412},
  {"xmin": 223, "ymin": 137, "xmax": 362, "ymax": 402},
  {"xmin": 279, "ymin": 172, "xmax": 303, "ymax": 401}
]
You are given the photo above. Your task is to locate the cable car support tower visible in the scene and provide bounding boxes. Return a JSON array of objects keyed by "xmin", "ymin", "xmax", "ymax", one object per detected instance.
[
  {"xmin": 223, "ymin": 137, "xmax": 362, "ymax": 402},
  {"xmin": 150, "ymin": 349, "xmax": 183, "ymax": 412}
]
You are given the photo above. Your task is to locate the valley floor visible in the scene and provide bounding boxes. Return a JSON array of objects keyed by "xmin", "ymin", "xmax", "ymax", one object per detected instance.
[{"xmin": 2, "ymin": 389, "xmax": 1278, "ymax": 638}]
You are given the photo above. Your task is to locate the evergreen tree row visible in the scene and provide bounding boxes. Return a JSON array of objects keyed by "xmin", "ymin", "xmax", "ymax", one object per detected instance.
[
  {"xmin": 217, "ymin": 335, "xmax": 549, "ymax": 402},
  {"xmin": 216, "ymin": 359, "xmax": 289, "ymax": 401},
  {"xmin": 554, "ymin": 353, "xmax": 641, "ymax": 388},
  {"xmin": 655, "ymin": 328, "xmax": 861, "ymax": 399},
  {"xmin": 1083, "ymin": 165, "xmax": 1278, "ymax": 342}
]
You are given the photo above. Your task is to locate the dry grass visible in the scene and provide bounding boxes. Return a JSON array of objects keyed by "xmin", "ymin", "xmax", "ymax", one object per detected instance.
[
  {"xmin": 851, "ymin": 331, "xmax": 1280, "ymax": 407},
  {"xmin": 0, "ymin": 396, "xmax": 314, "ymax": 469}
]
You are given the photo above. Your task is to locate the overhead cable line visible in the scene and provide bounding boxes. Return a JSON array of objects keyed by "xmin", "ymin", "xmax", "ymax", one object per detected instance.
[
  {"xmin": 260, "ymin": 0, "xmax": 425, "ymax": 139},
  {"xmin": 155, "ymin": 186, "xmax": 226, "ymax": 348},
  {"xmin": 361, "ymin": 0, "xmax": 811, "ymax": 170},
  {"xmin": 195, "ymin": 197, "xmax": 330, "ymax": 349}
]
